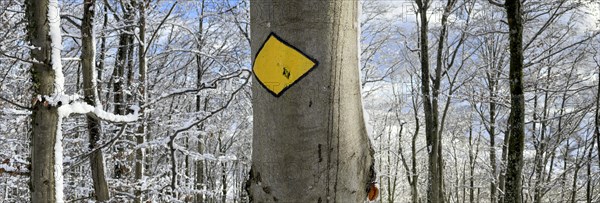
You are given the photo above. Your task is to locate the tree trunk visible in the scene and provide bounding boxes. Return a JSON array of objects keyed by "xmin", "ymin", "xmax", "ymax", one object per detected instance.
[
  {"xmin": 586, "ymin": 134, "xmax": 594, "ymax": 203},
  {"xmin": 410, "ymin": 79, "xmax": 421, "ymax": 203},
  {"xmin": 590, "ymin": 62, "xmax": 600, "ymax": 164},
  {"xmin": 485, "ymin": 55, "xmax": 501, "ymax": 203},
  {"xmin": 468, "ymin": 128, "xmax": 475, "ymax": 203},
  {"xmin": 134, "ymin": 1, "xmax": 147, "ymax": 202},
  {"xmin": 498, "ymin": 128, "xmax": 509, "ymax": 203},
  {"xmin": 113, "ymin": 0, "xmax": 134, "ymax": 179},
  {"xmin": 112, "ymin": 0, "xmax": 134, "ymax": 116},
  {"xmin": 220, "ymin": 136, "xmax": 228, "ymax": 203},
  {"xmin": 247, "ymin": 1, "xmax": 375, "ymax": 202},
  {"xmin": 97, "ymin": 1, "xmax": 108, "ymax": 97},
  {"xmin": 81, "ymin": 0, "xmax": 110, "ymax": 200},
  {"xmin": 195, "ymin": 1, "xmax": 206, "ymax": 201},
  {"xmin": 504, "ymin": 0, "xmax": 526, "ymax": 202},
  {"xmin": 414, "ymin": 0, "xmax": 447, "ymax": 201},
  {"xmin": 26, "ymin": 0, "xmax": 59, "ymax": 201},
  {"xmin": 489, "ymin": 87, "xmax": 498, "ymax": 203},
  {"xmin": 533, "ymin": 65, "xmax": 552, "ymax": 203}
]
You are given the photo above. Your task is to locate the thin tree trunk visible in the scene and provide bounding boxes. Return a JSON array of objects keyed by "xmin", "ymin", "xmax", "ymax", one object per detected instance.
[
  {"xmin": 97, "ymin": 1, "xmax": 108, "ymax": 98},
  {"xmin": 196, "ymin": 99, "xmax": 208, "ymax": 202},
  {"xmin": 247, "ymin": 1, "xmax": 375, "ymax": 202},
  {"xmin": 488, "ymin": 76, "xmax": 498, "ymax": 203},
  {"xmin": 112, "ymin": 0, "xmax": 134, "ymax": 116},
  {"xmin": 533, "ymin": 62, "xmax": 552, "ymax": 203},
  {"xmin": 390, "ymin": 122, "xmax": 404, "ymax": 203},
  {"xmin": 504, "ymin": 0, "xmax": 526, "ymax": 202},
  {"xmin": 468, "ymin": 128, "xmax": 475, "ymax": 203},
  {"xmin": 410, "ymin": 77, "xmax": 421, "ymax": 203},
  {"xmin": 498, "ymin": 128, "xmax": 509, "ymax": 203},
  {"xmin": 27, "ymin": 0, "xmax": 59, "ymax": 201},
  {"xmin": 414, "ymin": 1, "xmax": 443, "ymax": 202},
  {"xmin": 113, "ymin": 33, "xmax": 127, "ymax": 115},
  {"xmin": 569, "ymin": 145, "xmax": 585, "ymax": 203},
  {"xmin": 134, "ymin": 1, "xmax": 147, "ymax": 202},
  {"xmin": 595, "ymin": 62, "xmax": 600, "ymax": 165},
  {"xmin": 220, "ymin": 136, "xmax": 227, "ymax": 203},
  {"xmin": 195, "ymin": 1, "xmax": 206, "ymax": 202},
  {"xmin": 112, "ymin": 0, "xmax": 133, "ymax": 179},
  {"xmin": 586, "ymin": 134, "xmax": 594, "ymax": 203},
  {"xmin": 81, "ymin": 0, "xmax": 110, "ymax": 200},
  {"xmin": 222, "ymin": 161, "xmax": 227, "ymax": 203}
]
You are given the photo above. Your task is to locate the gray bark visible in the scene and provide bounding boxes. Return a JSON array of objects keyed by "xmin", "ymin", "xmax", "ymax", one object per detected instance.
[
  {"xmin": 81, "ymin": 0, "xmax": 110, "ymax": 200},
  {"xmin": 247, "ymin": 0, "xmax": 375, "ymax": 202},
  {"xmin": 26, "ymin": 0, "xmax": 59, "ymax": 201}
]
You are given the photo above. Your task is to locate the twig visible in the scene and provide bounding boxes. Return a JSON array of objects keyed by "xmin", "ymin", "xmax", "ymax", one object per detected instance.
[
  {"xmin": 63, "ymin": 124, "xmax": 128, "ymax": 173},
  {"xmin": 144, "ymin": 2, "xmax": 177, "ymax": 57},
  {"xmin": 488, "ymin": 0, "xmax": 504, "ymax": 7},
  {"xmin": 0, "ymin": 95, "xmax": 31, "ymax": 110},
  {"xmin": 0, "ymin": 52, "xmax": 45, "ymax": 66},
  {"xmin": 168, "ymin": 71, "xmax": 250, "ymax": 191}
]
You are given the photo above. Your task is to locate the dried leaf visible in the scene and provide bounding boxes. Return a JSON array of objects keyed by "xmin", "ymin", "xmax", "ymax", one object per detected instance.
[{"xmin": 368, "ymin": 183, "xmax": 378, "ymax": 201}]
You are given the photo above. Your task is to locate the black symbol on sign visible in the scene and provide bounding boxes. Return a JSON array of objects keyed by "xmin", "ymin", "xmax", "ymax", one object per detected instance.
[{"xmin": 283, "ymin": 67, "xmax": 291, "ymax": 79}]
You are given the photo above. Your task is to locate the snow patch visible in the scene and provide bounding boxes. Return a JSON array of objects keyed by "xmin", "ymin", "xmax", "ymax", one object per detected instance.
[
  {"xmin": 58, "ymin": 101, "xmax": 139, "ymax": 122},
  {"xmin": 1, "ymin": 108, "xmax": 31, "ymax": 115},
  {"xmin": 91, "ymin": 27, "xmax": 101, "ymax": 107},
  {"xmin": 0, "ymin": 164, "xmax": 17, "ymax": 172},
  {"xmin": 48, "ymin": 0, "xmax": 65, "ymax": 201},
  {"xmin": 54, "ymin": 113, "xmax": 64, "ymax": 203},
  {"xmin": 48, "ymin": 0, "xmax": 64, "ymax": 94}
]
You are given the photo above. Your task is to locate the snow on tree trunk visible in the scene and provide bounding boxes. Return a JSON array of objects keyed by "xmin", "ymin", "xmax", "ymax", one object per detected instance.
[
  {"xmin": 247, "ymin": 0, "xmax": 375, "ymax": 202},
  {"xmin": 81, "ymin": 0, "xmax": 110, "ymax": 201},
  {"xmin": 134, "ymin": 1, "xmax": 147, "ymax": 202},
  {"xmin": 27, "ymin": 0, "xmax": 64, "ymax": 201}
]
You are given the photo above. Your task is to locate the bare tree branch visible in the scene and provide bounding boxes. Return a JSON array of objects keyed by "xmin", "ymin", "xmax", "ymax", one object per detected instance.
[{"xmin": 0, "ymin": 95, "xmax": 31, "ymax": 110}]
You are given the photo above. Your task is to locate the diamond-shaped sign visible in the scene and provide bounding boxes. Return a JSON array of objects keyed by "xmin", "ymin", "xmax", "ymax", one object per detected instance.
[{"xmin": 253, "ymin": 33, "xmax": 318, "ymax": 97}]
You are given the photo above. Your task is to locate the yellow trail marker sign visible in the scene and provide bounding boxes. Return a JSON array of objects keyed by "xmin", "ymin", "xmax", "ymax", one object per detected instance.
[{"xmin": 253, "ymin": 33, "xmax": 318, "ymax": 97}]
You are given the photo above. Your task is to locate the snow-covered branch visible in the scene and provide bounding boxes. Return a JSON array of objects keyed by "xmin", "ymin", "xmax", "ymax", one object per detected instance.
[{"xmin": 58, "ymin": 101, "xmax": 138, "ymax": 123}]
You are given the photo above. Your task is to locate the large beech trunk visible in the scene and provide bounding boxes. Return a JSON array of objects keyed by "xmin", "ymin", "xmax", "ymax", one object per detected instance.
[
  {"xmin": 26, "ymin": 0, "xmax": 59, "ymax": 201},
  {"xmin": 247, "ymin": 1, "xmax": 375, "ymax": 202}
]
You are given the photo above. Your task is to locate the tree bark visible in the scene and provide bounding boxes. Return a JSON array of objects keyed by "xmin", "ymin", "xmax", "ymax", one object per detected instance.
[
  {"xmin": 112, "ymin": 0, "xmax": 134, "ymax": 116},
  {"xmin": 468, "ymin": 128, "xmax": 475, "ymax": 203},
  {"xmin": 247, "ymin": 1, "xmax": 375, "ymax": 202},
  {"xmin": 414, "ymin": 0, "xmax": 450, "ymax": 201},
  {"xmin": 81, "ymin": 0, "xmax": 110, "ymax": 200},
  {"xmin": 112, "ymin": 0, "xmax": 134, "ymax": 179},
  {"xmin": 488, "ymin": 78, "xmax": 498, "ymax": 203},
  {"xmin": 134, "ymin": 1, "xmax": 147, "ymax": 202},
  {"xmin": 26, "ymin": 0, "xmax": 59, "ymax": 201},
  {"xmin": 195, "ymin": 2, "xmax": 206, "ymax": 202},
  {"xmin": 504, "ymin": 0, "xmax": 526, "ymax": 202},
  {"xmin": 591, "ymin": 53, "xmax": 600, "ymax": 202}
]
